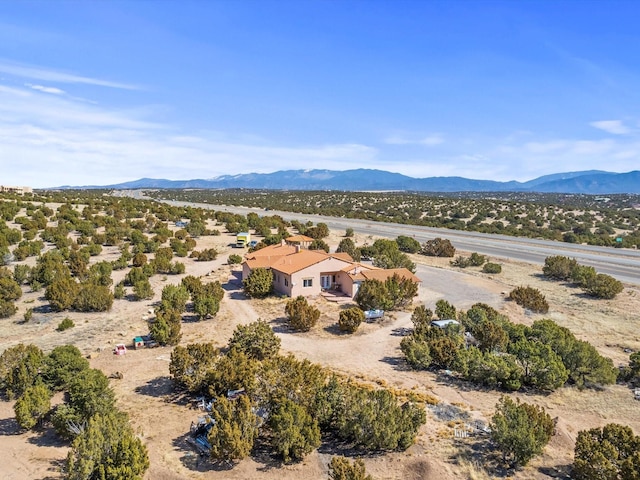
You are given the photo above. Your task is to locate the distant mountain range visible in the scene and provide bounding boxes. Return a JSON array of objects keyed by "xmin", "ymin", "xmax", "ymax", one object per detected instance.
[{"xmin": 55, "ymin": 169, "xmax": 640, "ymax": 194}]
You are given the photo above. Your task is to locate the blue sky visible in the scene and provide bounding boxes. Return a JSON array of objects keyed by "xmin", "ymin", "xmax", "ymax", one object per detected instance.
[{"xmin": 1, "ymin": 0, "xmax": 640, "ymax": 188}]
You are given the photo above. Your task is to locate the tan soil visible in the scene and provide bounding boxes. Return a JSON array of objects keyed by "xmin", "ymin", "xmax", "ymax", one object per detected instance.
[{"xmin": 1, "ymin": 224, "xmax": 639, "ymax": 479}]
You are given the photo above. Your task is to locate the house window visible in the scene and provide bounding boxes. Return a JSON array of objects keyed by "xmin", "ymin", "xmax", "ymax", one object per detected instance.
[
  {"xmin": 303, "ymin": 278, "xmax": 313, "ymax": 287},
  {"xmin": 284, "ymin": 278, "xmax": 289, "ymax": 287}
]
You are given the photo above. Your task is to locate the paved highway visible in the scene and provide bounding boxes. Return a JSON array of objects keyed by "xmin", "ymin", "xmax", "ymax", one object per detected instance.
[{"xmin": 139, "ymin": 195, "xmax": 640, "ymax": 286}]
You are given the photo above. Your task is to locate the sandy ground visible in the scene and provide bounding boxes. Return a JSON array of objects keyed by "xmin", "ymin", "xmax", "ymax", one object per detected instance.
[{"xmin": 1, "ymin": 226, "xmax": 639, "ymax": 480}]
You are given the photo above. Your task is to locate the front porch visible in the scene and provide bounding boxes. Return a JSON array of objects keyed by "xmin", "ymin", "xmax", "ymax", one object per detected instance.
[{"xmin": 320, "ymin": 289, "xmax": 352, "ymax": 303}]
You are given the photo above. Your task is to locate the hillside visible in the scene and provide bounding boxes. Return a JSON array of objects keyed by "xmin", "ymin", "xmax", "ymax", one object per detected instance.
[{"xmin": 55, "ymin": 169, "xmax": 640, "ymax": 194}]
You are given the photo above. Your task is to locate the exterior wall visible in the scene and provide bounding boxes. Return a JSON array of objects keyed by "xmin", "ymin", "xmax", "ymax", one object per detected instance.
[
  {"xmin": 280, "ymin": 257, "xmax": 352, "ymax": 298},
  {"xmin": 334, "ymin": 271, "xmax": 356, "ymax": 297},
  {"xmin": 290, "ymin": 270, "xmax": 322, "ymax": 297},
  {"xmin": 272, "ymin": 271, "xmax": 293, "ymax": 297},
  {"xmin": 242, "ymin": 263, "xmax": 252, "ymax": 281}
]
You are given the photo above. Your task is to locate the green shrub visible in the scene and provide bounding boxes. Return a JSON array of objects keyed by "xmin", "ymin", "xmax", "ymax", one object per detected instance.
[
  {"xmin": 435, "ymin": 299, "xmax": 457, "ymax": 320},
  {"xmin": 450, "ymin": 256, "xmax": 471, "ymax": 268},
  {"xmin": 328, "ymin": 456, "xmax": 372, "ymax": 480},
  {"xmin": 482, "ymin": 262, "xmax": 502, "ymax": 274},
  {"xmin": 509, "ymin": 286, "xmax": 549, "ymax": 313},
  {"xmin": 542, "ymin": 255, "xmax": 578, "ymax": 280},
  {"xmin": 133, "ymin": 279, "xmax": 154, "ymax": 301},
  {"xmin": 285, "ymin": 296, "xmax": 320, "ymax": 332},
  {"xmin": 192, "ymin": 248, "xmax": 218, "ymax": 261},
  {"xmin": 338, "ymin": 308, "xmax": 365, "ymax": 333},
  {"xmin": 243, "ymin": 267, "xmax": 273, "ymax": 298},
  {"xmin": 469, "ymin": 252, "xmax": 487, "ymax": 266},
  {"xmin": 228, "ymin": 254, "xmax": 242, "ymax": 265},
  {"xmin": 400, "ymin": 337, "xmax": 432, "ymax": 370},
  {"xmin": 170, "ymin": 261, "xmax": 186, "ymax": 274},
  {"xmin": 582, "ymin": 273, "xmax": 624, "ymax": 299},
  {"xmin": 113, "ymin": 282, "xmax": 125, "ymax": 299},
  {"xmin": 421, "ymin": 238, "xmax": 455, "ymax": 257},
  {"xmin": 490, "ymin": 396, "xmax": 554, "ymax": 467},
  {"xmin": 0, "ymin": 300, "xmax": 18, "ymax": 318},
  {"xmin": 571, "ymin": 264, "xmax": 596, "ymax": 288},
  {"xmin": 573, "ymin": 424, "xmax": 640, "ymax": 480},
  {"xmin": 57, "ymin": 317, "xmax": 75, "ymax": 332}
]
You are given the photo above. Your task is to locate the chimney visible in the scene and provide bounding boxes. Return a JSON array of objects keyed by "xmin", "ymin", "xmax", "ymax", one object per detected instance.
[
  {"xmin": 281, "ymin": 239, "xmax": 286, "ymax": 246},
  {"xmin": 295, "ymin": 245, "xmax": 300, "ymax": 253}
]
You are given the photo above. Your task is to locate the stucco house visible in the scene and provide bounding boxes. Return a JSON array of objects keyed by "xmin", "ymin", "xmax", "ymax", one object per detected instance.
[{"xmin": 242, "ymin": 240, "xmax": 421, "ymax": 299}]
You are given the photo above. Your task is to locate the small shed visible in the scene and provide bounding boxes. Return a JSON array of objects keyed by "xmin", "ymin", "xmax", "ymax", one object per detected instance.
[{"xmin": 133, "ymin": 337, "xmax": 145, "ymax": 349}]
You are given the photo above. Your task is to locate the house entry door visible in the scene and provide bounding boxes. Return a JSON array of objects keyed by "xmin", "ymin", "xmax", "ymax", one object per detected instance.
[{"xmin": 321, "ymin": 275, "xmax": 331, "ymax": 289}]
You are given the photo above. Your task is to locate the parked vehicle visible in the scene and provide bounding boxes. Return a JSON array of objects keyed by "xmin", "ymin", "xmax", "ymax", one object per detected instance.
[
  {"xmin": 236, "ymin": 232, "xmax": 251, "ymax": 248},
  {"xmin": 364, "ymin": 309, "xmax": 384, "ymax": 320}
]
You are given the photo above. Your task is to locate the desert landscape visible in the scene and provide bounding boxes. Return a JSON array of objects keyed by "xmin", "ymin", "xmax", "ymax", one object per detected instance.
[{"xmin": 1, "ymin": 199, "xmax": 639, "ymax": 480}]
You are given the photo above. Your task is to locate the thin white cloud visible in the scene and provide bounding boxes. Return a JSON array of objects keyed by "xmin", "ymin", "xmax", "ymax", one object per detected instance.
[
  {"xmin": 419, "ymin": 135, "xmax": 444, "ymax": 146},
  {"xmin": 0, "ymin": 84, "xmax": 160, "ymax": 130},
  {"xmin": 0, "ymin": 83, "xmax": 378, "ymax": 187},
  {"xmin": 0, "ymin": 84, "xmax": 30, "ymax": 97},
  {"xmin": 26, "ymin": 83, "xmax": 65, "ymax": 95},
  {"xmin": 0, "ymin": 61, "xmax": 138, "ymax": 90},
  {"xmin": 571, "ymin": 139, "xmax": 615, "ymax": 155},
  {"xmin": 384, "ymin": 133, "xmax": 444, "ymax": 146},
  {"xmin": 524, "ymin": 140, "xmax": 568, "ymax": 154},
  {"xmin": 590, "ymin": 120, "xmax": 630, "ymax": 135}
]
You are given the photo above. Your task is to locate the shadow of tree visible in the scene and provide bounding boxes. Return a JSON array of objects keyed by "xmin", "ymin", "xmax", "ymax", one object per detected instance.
[
  {"xmin": 0, "ymin": 416, "xmax": 21, "ymax": 436},
  {"xmin": 449, "ymin": 436, "xmax": 515, "ymax": 478},
  {"xmin": 323, "ymin": 323, "xmax": 346, "ymax": 336},
  {"xmin": 252, "ymin": 436, "xmax": 284, "ymax": 472},
  {"xmin": 434, "ymin": 371, "xmax": 488, "ymax": 393},
  {"xmin": 182, "ymin": 314, "xmax": 203, "ymax": 323},
  {"xmin": 538, "ymin": 464, "xmax": 573, "ymax": 479},
  {"xmin": 379, "ymin": 355, "xmax": 410, "ymax": 371},
  {"xmin": 32, "ymin": 303, "xmax": 53, "ymax": 314},
  {"xmin": 38, "ymin": 458, "xmax": 66, "ymax": 480},
  {"xmin": 391, "ymin": 327, "xmax": 412, "ymax": 337},
  {"xmin": 316, "ymin": 432, "xmax": 385, "ymax": 458},
  {"xmin": 270, "ymin": 317, "xmax": 292, "ymax": 334},
  {"xmin": 134, "ymin": 376, "xmax": 174, "ymax": 398},
  {"xmin": 27, "ymin": 425, "xmax": 67, "ymax": 447}
]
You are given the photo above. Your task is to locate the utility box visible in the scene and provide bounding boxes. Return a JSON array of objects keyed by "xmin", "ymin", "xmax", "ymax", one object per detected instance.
[{"xmin": 236, "ymin": 232, "xmax": 251, "ymax": 248}]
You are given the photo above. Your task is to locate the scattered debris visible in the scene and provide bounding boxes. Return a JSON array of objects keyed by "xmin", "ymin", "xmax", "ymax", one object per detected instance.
[
  {"xmin": 195, "ymin": 397, "xmax": 213, "ymax": 412},
  {"xmin": 227, "ymin": 388, "xmax": 246, "ymax": 400},
  {"xmin": 187, "ymin": 415, "xmax": 215, "ymax": 455},
  {"xmin": 113, "ymin": 344, "xmax": 127, "ymax": 355},
  {"xmin": 454, "ymin": 420, "xmax": 491, "ymax": 438}
]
